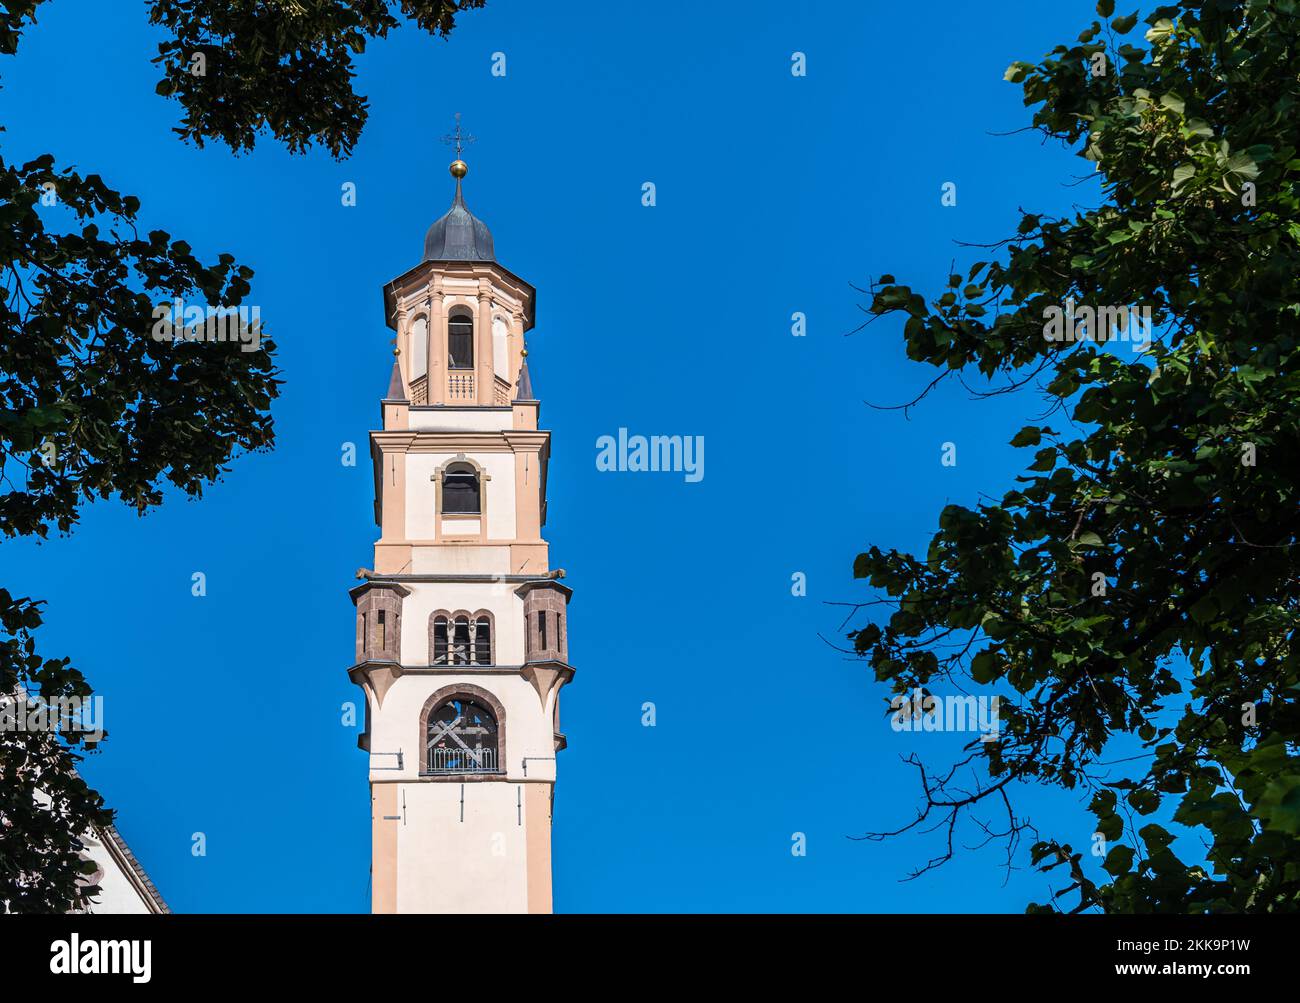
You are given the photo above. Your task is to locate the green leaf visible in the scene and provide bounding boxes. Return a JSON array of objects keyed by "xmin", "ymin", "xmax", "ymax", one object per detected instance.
[
  {"xmin": 1146, "ymin": 17, "xmax": 1174, "ymax": 43},
  {"xmin": 1097, "ymin": 814, "xmax": 1124, "ymax": 841},
  {"xmin": 1159, "ymin": 92, "xmax": 1185, "ymax": 115},
  {"xmin": 1128, "ymin": 789, "xmax": 1160, "ymax": 815},
  {"xmin": 1138, "ymin": 823, "xmax": 1175, "ymax": 851},
  {"xmin": 1028, "ymin": 447, "xmax": 1057, "ymax": 472},
  {"xmin": 1222, "ymin": 151, "xmax": 1260, "ymax": 182},
  {"xmin": 970, "ymin": 650, "xmax": 1000, "ymax": 684},
  {"xmin": 1004, "ymin": 61, "xmax": 1032, "ymax": 84},
  {"xmin": 1102, "ymin": 845, "xmax": 1134, "ymax": 876}
]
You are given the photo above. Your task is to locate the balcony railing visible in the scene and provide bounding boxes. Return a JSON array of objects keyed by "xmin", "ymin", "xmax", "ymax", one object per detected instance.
[
  {"xmin": 409, "ymin": 374, "xmax": 427, "ymax": 405},
  {"xmin": 431, "ymin": 646, "xmax": 491, "ymax": 667},
  {"xmin": 425, "ymin": 746, "xmax": 499, "ymax": 775},
  {"xmin": 448, "ymin": 372, "xmax": 475, "ymax": 400}
]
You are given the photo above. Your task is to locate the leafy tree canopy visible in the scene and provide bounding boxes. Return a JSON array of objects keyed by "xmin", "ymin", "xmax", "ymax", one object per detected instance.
[
  {"xmin": 0, "ymin": 0, "xmax": 480, "ymax": 911},
  {"xmin": 852, "ymin": 0, "xmax": 1300, "ymax": 912}
]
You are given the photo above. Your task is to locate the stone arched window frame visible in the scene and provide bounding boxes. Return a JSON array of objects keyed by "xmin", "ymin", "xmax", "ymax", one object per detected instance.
[
  {"xmin": 417, "ymin": 683, "xmax": 507, "ymax": 778},
  {"xmin": 433, "ymin": 454, "xmax": 489, "ymax": 542},
  {"xmin": 428, "ymin": 608, "xmax": 495, "ymax": 666}
]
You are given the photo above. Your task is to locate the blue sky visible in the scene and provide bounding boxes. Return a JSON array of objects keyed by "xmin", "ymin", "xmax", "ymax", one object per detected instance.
[{"xmin": 1, "ymin": 0, "xmax": 1118, "ymax": 912}]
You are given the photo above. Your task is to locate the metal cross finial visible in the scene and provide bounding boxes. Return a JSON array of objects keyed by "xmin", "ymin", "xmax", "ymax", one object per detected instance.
[{"xmin": 441, "ymin": 113, "xmax": 477, "ymax": 159}]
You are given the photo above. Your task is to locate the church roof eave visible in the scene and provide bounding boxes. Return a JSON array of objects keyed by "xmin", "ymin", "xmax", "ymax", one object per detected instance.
[
  {"xmin": 98, "ymin": 824, "xmax": 170, "ymax": 915},
  {"xmin": 381, "ymin": 259, "xmax": 536, "ymax": 331}
]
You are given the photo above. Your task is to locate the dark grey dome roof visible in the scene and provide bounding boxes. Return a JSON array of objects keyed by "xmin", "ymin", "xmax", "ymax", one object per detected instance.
[{"xmin": 422, "ymin": 179, "xmax": 495, "ymax": 262}]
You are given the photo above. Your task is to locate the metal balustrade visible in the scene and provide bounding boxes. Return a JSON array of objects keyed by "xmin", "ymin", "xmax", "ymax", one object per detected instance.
[{"xmin": 425, "ymin": 746, "xmax": 499, "ymax": 775}]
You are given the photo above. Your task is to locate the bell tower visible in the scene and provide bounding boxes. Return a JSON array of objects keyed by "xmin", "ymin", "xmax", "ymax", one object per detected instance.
[{"xmin": 349, "ymin": 143, "xmax": 574, "ymax": 914}]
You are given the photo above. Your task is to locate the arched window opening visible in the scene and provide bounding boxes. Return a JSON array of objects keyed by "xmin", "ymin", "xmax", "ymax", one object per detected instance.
[
  {"xmin": 442, "ymin": 462, "xmax": 480, "ymax": 515},
  {"xmin": 431, "ymin": 612, "xmax": 492, "ymax": 666},
  {"xmin": 432, "ymin": 616, "xmax": 449, "ymax": 664},
  {"xmin": 448, "ymin": 312, "xmax": 474, "ymax": 370},
  {"xmin": 451, "ymin": 616, "xmax": 471, "ymax": 665},
  {"xmin": 474, "ymin": 616, "xmax": 491, "ymax": 664},
  {"xmin": 425, "ymin": 698, "xmax": 499, "ymax": 774}
]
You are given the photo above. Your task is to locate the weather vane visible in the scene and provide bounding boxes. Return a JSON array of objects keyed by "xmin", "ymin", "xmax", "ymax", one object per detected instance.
[{"xmin": 441, "ymin": 113, "xmax": 476, "ymax": 160}]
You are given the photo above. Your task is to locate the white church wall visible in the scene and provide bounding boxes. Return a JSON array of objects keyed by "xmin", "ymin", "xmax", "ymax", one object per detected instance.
[
  {"xmin": 403, "ymin": 451, "xmax": 518, "ymax": 542},
  {"xmin": 398, "ymin": 582, "xmax": 527, "ymax": 666},
  {"xmin": 79, "ymin": 828, "xmax": 162, "ymax": 915},
  {"xmin": 367, "ymin": 671, "xmax": 554, "ymax": 784},
  {"xmin": 395, "ymin": 780, "xmax": 530, "ymax": 913},
  {"xmin": 481, "ymin": 453, "xmax": 517, "ymax": 539},
  {"xmin": 85, "ymin": 856, "xmax": 151, "ymax": 914},
  {"xmin": 404, "ymin": 452, "xmax": 443, "ymax": 540},
  {"xmin": 408, "ymin": 409, "xmax": 511, "ymax": 432},
  {"xmin": 409, "ymin": 546, "xmax": 511, "ymax": 576}
]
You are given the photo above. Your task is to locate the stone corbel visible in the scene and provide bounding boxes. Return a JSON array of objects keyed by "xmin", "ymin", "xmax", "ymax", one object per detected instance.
[
  {"xmin": 520, "ymin": 661, "xmax": 575, "ymax": 720},
  {"xmin": 348, "ymin": 661, "xmax": 406, "ymax": 710}
]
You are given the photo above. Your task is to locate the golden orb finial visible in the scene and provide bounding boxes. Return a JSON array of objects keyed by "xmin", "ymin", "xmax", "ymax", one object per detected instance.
[{"xmin": 442, "ymin": 115, "xmax": 475, "ymax": 182}]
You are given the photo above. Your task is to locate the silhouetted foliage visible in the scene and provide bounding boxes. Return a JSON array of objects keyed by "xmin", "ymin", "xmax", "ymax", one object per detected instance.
[
  {"xmin": 852, "ymin": 0, "xmax": 1300, "ymax": 912},
  {"xmin": 0, "ymin": 0, "xmax": 480, "ymax": 911}
]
